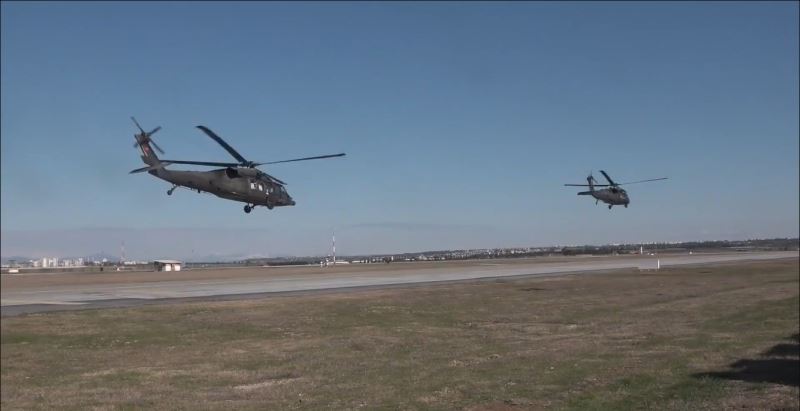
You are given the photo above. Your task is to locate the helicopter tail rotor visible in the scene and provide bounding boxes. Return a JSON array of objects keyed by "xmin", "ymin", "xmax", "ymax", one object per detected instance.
[
  {"xmin": 587, "ymin": 172, "xmax": 596, "ymax": 191},
  {"xmin": 131, "ymin": 117, "xmax": 165, "ymax": 155},
  {"xmin": 131, "ymin": 117, "xmax": 166, "ymax": 168}
]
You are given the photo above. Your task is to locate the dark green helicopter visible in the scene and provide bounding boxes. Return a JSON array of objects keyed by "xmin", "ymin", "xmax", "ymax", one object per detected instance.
[
  {"xmin": 565, "ymin": 170, "xmax": 667, "ymax": 209},
  {"xmin": 129, "ymin": 117, "xmax": 345, "ymax": 213}
]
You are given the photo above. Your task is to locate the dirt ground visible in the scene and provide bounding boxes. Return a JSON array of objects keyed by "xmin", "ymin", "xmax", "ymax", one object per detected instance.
[{"xmin": 2, "ymin": 258, "xmax": 798, "ymax": 410}]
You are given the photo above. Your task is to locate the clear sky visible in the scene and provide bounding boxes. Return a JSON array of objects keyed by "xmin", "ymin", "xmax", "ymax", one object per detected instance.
[{"xmin": 2, "ymin": 2, "xmax": 798, "ymax": 260}]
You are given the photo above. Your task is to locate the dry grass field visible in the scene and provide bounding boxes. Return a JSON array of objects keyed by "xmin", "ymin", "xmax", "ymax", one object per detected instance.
[{"xmin": 2, "ymin": 259, "xmax": 798, "ymax": 410}]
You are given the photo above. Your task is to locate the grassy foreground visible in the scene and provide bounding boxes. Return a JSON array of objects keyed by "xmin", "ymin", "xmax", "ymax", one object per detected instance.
[{"xmin": 2, "ymin": 259, "xmax": 798, "ymax": 410}]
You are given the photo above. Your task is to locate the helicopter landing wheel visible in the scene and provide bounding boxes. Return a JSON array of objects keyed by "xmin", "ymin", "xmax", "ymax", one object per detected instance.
[
  {"xmin": 624, "ymin": 204, "xmax": 628, "ymax": 208},
  {"xmin": 266, "ymin": 203, "xmax": 274, "ymax": 210},
  {"xmin": 608, "ymin": 205, "xmax": 613, "ymax": 209},
  {"xmin": 167, "ymin": 188, "xmax": 174, "ymax": 196},
  {"xmin": 244, "ymin": 205, "xmax": 252, "ymax": 214}
]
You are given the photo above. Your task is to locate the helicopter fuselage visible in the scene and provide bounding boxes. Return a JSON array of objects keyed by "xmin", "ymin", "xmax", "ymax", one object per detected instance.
[
  {"xmin": 567, "ymin": 170, "xmax": 666, "ymax": 210},
  {"xmin": 588, "ymin": 187, "xmax": 629, "ymax": 207},
  {"xmin": 130, "ymin": 119, "xmax": 344, "ymax": 213},
  {"xmin": 150, "ymin": 167, "xmax": 295, "ymax": 208}
]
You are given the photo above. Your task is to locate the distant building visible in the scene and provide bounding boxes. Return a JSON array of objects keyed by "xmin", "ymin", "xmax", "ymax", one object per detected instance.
[
  {"xmin": 154, "ymin": 260, "xmax": 182, "ymax": 272},
  {"xmin": 40, "ymin": 257, "xmax": 58, "ymax": 268}
]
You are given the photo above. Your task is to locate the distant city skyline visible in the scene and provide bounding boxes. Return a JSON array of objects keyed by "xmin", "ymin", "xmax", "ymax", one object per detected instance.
[
  {"xmin": 5, "ymin": 236, "xmax": 798, "ymax": 268},
  {"xmin": 2, "ymin": 226, "xmax": 797, "ymax": 262},
  {"xmin": 2, "ymin": 2, "xmax": 798, "ymax": 258}
]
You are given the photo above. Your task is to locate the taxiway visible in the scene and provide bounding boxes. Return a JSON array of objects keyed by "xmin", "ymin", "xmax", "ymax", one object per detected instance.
[{"xmin": 2, "ymin": 251, "xmax": 797, "ymax": 316}]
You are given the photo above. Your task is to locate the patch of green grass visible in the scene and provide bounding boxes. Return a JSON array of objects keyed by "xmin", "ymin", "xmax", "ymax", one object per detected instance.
[{"xmin": 2, "ymin": 260, "xmax": 798, "ymax": 410}]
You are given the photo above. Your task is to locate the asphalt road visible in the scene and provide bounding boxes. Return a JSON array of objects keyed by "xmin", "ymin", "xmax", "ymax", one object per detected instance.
[{"xmin": 2, "ymin": 251, "xmax": 797, "ymax": 316}]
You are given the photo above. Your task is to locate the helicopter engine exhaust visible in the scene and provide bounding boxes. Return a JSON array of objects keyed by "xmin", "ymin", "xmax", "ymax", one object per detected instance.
[{"xmin": 225, "ymin": 167, "xmax": 259, "ymax": 179}]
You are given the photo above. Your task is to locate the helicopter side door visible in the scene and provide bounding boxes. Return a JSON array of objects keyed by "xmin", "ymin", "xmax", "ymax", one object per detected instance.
[{"xmin": 247, "ymin": 178, "xmax": 267, "ymax": 200}]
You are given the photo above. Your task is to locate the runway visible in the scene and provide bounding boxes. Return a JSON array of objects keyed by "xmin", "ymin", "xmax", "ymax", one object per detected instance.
[{"xmin": 2, "ymin": 251, "xmax": 797, "ymax": 316}]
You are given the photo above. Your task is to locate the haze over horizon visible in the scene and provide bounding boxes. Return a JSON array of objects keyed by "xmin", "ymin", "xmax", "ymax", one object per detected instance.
[
  {"xmin": 4, "ymin": 227, "xmax": 797, "ymax": 262},
  {"xmin": 2, "ymin": 2, "xmax": 798, "ymax": 259}
]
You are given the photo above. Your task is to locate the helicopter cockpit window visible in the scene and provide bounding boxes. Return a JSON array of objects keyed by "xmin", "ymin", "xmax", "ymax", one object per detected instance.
[{"xmin": 258, "ymin": 183, "xmax": 264, "ymax": 192}]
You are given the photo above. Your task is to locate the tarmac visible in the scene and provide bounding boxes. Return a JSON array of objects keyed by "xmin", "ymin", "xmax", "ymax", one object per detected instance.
[{"xmin": 1, "ymin": 251, "xmax": 797, "ymax": 316}]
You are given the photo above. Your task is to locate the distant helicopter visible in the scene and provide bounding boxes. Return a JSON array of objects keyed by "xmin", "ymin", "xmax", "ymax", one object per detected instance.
[
  {"xmin": 129, "ymin": 117, "xmax": 345, "ymax": 214},
  {"xmin": 564, "ymin": 170, "xmax": 667, "ymax": 209}
]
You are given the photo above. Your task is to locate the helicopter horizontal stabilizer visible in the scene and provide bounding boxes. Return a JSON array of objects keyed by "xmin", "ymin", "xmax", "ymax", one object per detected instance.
[
  {"xmin": 129, "ymin": 162, "xmax": 172, "ymax": 174},
  {"xmin": 577, "ymin": 191, "xmax": 593, "ymax": 195}
]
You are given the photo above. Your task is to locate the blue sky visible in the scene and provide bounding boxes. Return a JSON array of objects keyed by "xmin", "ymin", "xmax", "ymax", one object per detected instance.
[{"xmin": 2, "ymin": 2, "xmax": 798, "ymax": 259}]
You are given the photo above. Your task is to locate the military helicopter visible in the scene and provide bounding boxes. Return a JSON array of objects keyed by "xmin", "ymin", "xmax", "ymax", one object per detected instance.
[
  {"xmin": 564, "ymin": 170, "xmax": 667, "ymax": 209},
  {"xmin": 129, "ymin": 117, "xmax": 345, "ymax": 213}
]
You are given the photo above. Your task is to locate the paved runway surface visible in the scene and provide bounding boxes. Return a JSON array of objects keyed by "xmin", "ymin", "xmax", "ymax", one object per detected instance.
[{"xmin": 2, "ymin": 251, "xmax": 797, "ymax": 316}]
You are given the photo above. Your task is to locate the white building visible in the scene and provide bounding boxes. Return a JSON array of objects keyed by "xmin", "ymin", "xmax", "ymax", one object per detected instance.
[{"xmin": 154, "ymin": 260, "xmax": 182, "ymax": 272}]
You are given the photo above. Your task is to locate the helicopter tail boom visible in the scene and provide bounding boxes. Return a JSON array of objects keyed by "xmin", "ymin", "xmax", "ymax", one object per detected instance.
[{"xmin": 138, "ymin": 139, "xmax": 162, "ymax": 166}]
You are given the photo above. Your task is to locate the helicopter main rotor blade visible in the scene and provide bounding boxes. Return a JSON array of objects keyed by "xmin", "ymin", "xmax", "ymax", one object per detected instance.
[
  {"xmin": 254, "ymin": 153, "xmax": 346, "ymax": 166},
  {"xmin": 618, "ymin": 177, "xmax": 668, "ymax": 185},
  {"xmin": 160, "ymin": 159, "xmax": 241, "ymax": 167},
  {"xmin": 599, "ymin": 170, "xmax": 617, "ymax": 186},
  {"xmin": 196, "ymin": 126, "xmax": 249, "ymax": 165},
  {"xmin": 564, "ymin": 184, "xmax": 610, "ymax": 187}
]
